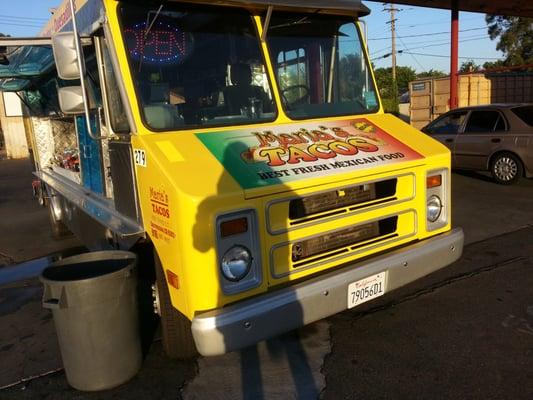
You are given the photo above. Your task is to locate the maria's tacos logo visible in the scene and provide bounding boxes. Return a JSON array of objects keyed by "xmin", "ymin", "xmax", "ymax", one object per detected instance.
[
  {"xmin": 196, "ymin": 119, "xmax": 423, "ymax": 190},
  {"xmin": 241, "ymin": 121, "xmax": 387, "ymax": 167}
]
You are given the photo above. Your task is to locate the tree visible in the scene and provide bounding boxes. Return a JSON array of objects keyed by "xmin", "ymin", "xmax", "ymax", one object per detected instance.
[
  {"xmin": 460, "ymin": 60, "xmax": 481, "ymax": 73},
  {"xmin": 416, "ymin": 69, "xmax": 447, "ymax": 79},
  {"xmin": 339, "ymin": 53, "xmax": 363, "ymax": 101},
  {"xmin": 482, "ymin": 60, "xmax": 506, "ymax": 70},
  {"xmin": 486, "ymin": 15, "xmax": 533, "ymax": 66},
  {"xmin": 373, "ymin": 66, "xmax": 417, "ymax": 97}
]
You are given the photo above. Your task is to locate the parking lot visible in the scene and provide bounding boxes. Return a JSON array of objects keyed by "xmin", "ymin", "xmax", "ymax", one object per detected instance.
[{"xmin": 0, "ymin": 159, "xmax": 532, "ymax": 399}]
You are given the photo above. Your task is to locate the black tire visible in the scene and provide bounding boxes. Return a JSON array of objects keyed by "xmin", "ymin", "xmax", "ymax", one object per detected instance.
[
  {"xmin": 47, "ymin": 195, "xmax": 72, "ymax": 239},
  {"xmin": 154, "ymin": 254, "xmax": 198, "ymax": 359},
  {"xmin": 490, "ymin": 152, "xmax": 523, "ymax": 185}
]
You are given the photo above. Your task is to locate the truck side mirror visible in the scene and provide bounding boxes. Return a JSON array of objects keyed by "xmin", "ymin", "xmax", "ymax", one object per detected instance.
[
  {"xmin": 52, "ymin": 32, "xmax": 81, "ymax": 80},
  {"xmin": 58, "ymin": 86, "xmax": 95, "ymax": 114}
]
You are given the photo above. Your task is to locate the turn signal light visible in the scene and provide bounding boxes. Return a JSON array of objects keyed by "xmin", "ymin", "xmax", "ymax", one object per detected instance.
[
  {"xmin": 426, "ymin": 174, "xmax": 442, "ymax": 189},
  {"xmin": 166, "ymin": 270, "xmax": 180, "ymax": 289},
  {"xmin": 220, "ymin": 217, "xmax": 248, "ymax": 237}
]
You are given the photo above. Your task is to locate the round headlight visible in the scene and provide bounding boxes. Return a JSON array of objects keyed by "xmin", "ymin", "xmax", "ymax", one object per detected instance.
[
  {"xmin": 221, "ymin": 245, "xmax": 252, "ymax": 282},
  {"xmin": 427, "ymin": 195, "xmax": 443, "ymax": 222}
]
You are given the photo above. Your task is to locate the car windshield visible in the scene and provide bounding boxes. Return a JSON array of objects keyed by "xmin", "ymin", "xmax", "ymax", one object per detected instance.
[
  {"xmin": 118, "ymin": 3, "xmax": 275, "ymax": 131},
  {"xmin": 265, "ymin": 12, "xmax": 379, "ymax": 119}
]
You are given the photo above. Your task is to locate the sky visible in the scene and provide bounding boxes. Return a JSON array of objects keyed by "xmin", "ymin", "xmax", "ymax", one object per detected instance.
[
  {"xmin": 0, "ymin": 0, "xmax": 504, "ymax": 74},
  {"xmin": 362, "ymin": 2, "xmax": 504, "ymax": 73}
]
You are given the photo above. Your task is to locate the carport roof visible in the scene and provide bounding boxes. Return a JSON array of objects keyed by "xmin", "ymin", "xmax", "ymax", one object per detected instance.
[{"xmin": 365, "ymin": 0, "xmax": 533, "ymax": 18}]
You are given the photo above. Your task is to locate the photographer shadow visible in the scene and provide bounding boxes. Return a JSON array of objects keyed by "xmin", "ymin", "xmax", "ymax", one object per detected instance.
[{"xmin": 189, "ymin": 141, "xmax": 326, "ymax": 399}]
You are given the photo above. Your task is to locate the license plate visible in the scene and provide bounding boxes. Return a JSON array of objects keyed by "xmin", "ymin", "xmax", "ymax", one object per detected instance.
[{"xmin": 347, "ymin": 272, "xmax": 387, "ymax": 308}]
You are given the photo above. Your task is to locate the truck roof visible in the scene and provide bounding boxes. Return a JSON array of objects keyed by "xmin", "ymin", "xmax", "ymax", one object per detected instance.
[{"xmin": 162, "ymin": 0, "xmax": 371, "ymax": 16}]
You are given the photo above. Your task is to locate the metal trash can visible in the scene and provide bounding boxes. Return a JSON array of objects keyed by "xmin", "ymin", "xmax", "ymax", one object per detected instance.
[{"xmin": 40, "ymin": 251, "xmax": 142, "ymax": 391}]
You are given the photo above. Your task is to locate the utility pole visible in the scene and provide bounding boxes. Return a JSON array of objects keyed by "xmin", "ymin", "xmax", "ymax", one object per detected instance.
[
  {"xmin": 383, "ymin": 3, "xmax": 398, "ymax": 80},
  {"xmin": 383, "ymin": 3, "xmax": 399, "ymax": 112},
  {"xmin": 390, "ymin": 7, "xmax": 397, "ymax": 82}
]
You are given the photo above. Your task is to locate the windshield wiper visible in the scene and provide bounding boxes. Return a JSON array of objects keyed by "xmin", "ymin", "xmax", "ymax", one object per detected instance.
[
  {"xmin": 269, "ymin": 17, "xmax": 311, "ymax": 30},
  {"xmin": 268, "ymin": 9, "xmax": 321, "ymax": 31},
  {"xmin": 138, "ymin": 4, "xmax": 163, "ymax": 73},
  {"xmin": 144, "ymin": 4, "xmax": 164, "ymax": 39}
]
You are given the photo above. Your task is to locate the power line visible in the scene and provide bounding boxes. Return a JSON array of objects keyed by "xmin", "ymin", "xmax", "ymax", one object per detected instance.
[
  {"xmin": 370, "ymin": 45, "xmax": 392, "ymax": 56},
  {"xmin": 398, "ymin": 34, "xmax": 488, "ymax": 47},
  {"xmin": 373, "ymin": 32, "xmax": 488, "ymax": 49},
  {"xmin": 370, "ymin": 35, "xmax": 489, "ymax": 57},
  {"xmin": 0, "ymin": 14, "xmax": 48, "ymax": 21},
  {"xmin": 399, "ymin": 15, "xmax": 480, "ymax": 28},
  {"xmin": 403, "ymin": 36, "xmax": 489, "ymax": 52},
  {"xmin": 398, "ymin": 36, "xmax": 425, "ymax": 71},
  {"xmin": 368, "ymin": 27, "xmax": 487, "ymax": 41},
  {"xmin": 371, "ymin": 50, "xmax": 503, "ymax": 62},
  {"xmin": 403, "ymin": 51, "xmax": 503, "ymax": 60},
  {"xmin": 0, "ymin": 21, "xmax": 43, "ymax": 28}
]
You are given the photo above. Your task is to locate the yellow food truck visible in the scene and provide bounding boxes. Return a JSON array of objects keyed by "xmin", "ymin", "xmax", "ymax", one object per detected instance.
[{"xmin": 0, "ymin": 0, "xmax": 463, "ymax": 358}]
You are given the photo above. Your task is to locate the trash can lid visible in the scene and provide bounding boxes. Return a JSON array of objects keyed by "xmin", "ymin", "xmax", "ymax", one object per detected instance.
[{"xmin": 41, "ymin": 251, "xmax": 136, "ymax": 283}]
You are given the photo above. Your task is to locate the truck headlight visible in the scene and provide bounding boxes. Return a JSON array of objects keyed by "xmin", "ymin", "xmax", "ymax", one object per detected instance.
[
  {"xmin": 221, "ymin": 245, "xmax": 252, "ymax": 282},
  {"xmin": 425, "ymin": 170, "xmax": 448, "ymax": 231},
  {"xmin": 217, "ymin": 210, "xmax": 262, "ymax": 294},
  {"xmin": 426, "ymin": 195, "xmax": 442, "ymax": 222}
]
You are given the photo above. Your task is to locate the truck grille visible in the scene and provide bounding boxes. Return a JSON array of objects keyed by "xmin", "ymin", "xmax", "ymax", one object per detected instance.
[
  {"xmin": 291, "ymin": 216, "xmax": 398, "ymax": 266},
  {"xmin": 267, "ymin": 174, "xmax": 415, "ymax": 235},
  {"xmin": 288, "ymin": 178, "xmax": 397, "ymax": 224},
  {"xmin": 269, "ymin": 208, "xmax": 417, "ymax": 279}
]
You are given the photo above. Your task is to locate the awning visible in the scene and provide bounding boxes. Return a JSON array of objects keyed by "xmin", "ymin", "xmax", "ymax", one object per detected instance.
[
  {"xmin": 0, "ymin": 38, "xmax": 55, "ymax": 92},
  {"xmin": 365, "ymin": 0, "xmax": 533, "ymax": 18},
  {"xmin": 0, "ymin": 78, "xmax": 31, "ymax": 92},
  {"xmin": 0, "ymin": 45, "xmax": 55, "ymax": 79}
]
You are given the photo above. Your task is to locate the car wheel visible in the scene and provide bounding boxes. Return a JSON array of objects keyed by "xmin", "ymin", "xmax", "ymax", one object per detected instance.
[{"xmin": 491, "ymin": 153, "xmax": 523, "ymax": 185}]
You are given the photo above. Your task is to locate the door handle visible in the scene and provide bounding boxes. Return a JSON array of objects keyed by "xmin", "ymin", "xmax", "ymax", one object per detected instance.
[
  {"xmin": 445, "ymin": 138, "xmax": 454, "ymax": 143},
  {"xmin": 491, "ymin": 138, "xmax": 501, "ymax": 143}
]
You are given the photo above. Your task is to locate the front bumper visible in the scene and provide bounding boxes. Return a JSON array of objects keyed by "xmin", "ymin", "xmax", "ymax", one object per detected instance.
[{"xmin": 191, "ymin": 228, "xmax": 464, "ymax": 356}]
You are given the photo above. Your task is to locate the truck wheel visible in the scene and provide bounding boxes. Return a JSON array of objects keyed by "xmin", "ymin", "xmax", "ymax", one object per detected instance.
[
  {"xmin": 47, "ymin": 195, "xmax": 72, "ymax": 238},
  {"xmin": 491, "ymin": 152, "xmax": 523, "ymax": 185},
  {"xmin": 154, "ymin": 255, "xmax": 198, "ymax": 359}
]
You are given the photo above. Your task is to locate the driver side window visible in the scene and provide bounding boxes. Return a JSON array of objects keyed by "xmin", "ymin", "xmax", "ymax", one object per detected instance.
[{"xmin": 427, "ymin": 111, "xmax": 468, "ymax": 135}]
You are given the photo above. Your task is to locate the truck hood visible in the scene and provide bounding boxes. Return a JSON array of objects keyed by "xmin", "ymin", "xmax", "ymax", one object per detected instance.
[
  {"xmin": 138, "ymin": 113, "xmax": 449, "ymax": 202},
  {"xmin": 194, "ymin": 114, "xmax": 439, "ymax": 199}
]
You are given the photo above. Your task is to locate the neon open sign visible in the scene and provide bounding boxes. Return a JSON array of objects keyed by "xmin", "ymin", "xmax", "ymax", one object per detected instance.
[{"xmin": 124, "ymin": 21, "xmax": 189, "ymax": 64}]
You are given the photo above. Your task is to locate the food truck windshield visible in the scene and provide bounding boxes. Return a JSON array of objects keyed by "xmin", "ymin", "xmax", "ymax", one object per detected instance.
[{"xmin": 118, "ymin": 2, "xmax": 379, "ymax": 132}]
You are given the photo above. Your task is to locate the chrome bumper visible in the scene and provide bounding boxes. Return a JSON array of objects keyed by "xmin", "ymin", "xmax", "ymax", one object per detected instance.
[{"xmin": 191, "ymin": 228, "xmax": 464, "ymax": 356}]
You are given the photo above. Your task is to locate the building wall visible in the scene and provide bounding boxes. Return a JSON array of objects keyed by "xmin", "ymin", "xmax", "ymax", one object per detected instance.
[
  {"xmin": 0, "ymin": 92, "xmax": 29, "ymax": 159},
  {"xmin": 409, "ymin": 72, "xmax": 533, "ymax": 130}
]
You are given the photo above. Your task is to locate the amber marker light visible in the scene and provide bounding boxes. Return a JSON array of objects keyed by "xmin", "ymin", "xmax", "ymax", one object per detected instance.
[
  {"xmin": 166, "ymin": 270, "xmax": 180, "ymax": 289},
  {"xmin": 426, "ymin": 174, "xmax": 442, "ymax": 189},
  {"xmin": 220, "ymin": 217, "xmax": 248, "ymax": 237}
]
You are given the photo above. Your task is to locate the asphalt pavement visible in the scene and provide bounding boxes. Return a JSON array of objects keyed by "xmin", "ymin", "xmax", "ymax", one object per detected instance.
[
  {"xmin": 0, "ymin": 159, "xmax": 81, "ymax": 265},
  {"xmin": 0, "ymin": 159, "xmax": 532, "ymax": 399}
]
